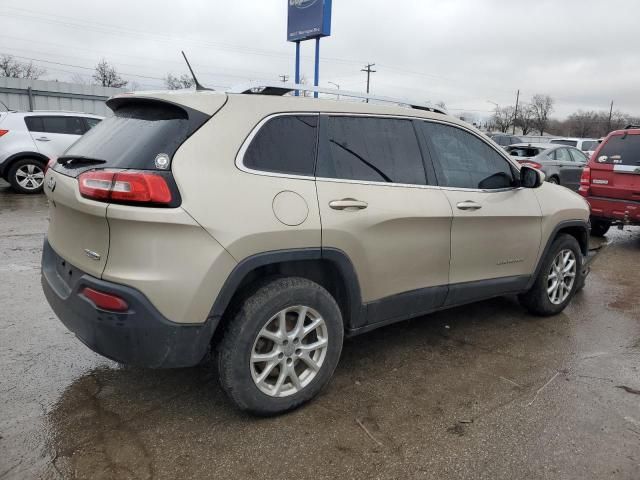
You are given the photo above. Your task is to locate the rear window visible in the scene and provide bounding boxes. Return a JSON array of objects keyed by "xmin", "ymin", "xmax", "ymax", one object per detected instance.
[
  {"xmin": 581, "ymin": 140, "xmax": 597, "ymax": 151},
  {"xmin": 596, "ymin": 134, "xmax": 640, "ymax": 166},
  {"xmin": 507, "ymin": 146, "xmax": 545, "ymax": 158},
  {"xmin": 58, "ymin": 101, "xmax": 208, "ymax": 175},
  {"xmin": 550, "ymin": 139, "xmax": 578, "ymax": 147}
]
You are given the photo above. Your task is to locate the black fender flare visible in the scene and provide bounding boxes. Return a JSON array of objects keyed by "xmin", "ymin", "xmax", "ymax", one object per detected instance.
[
  {"xmin": 0, "ymin": 151, "xmax": 49, "ymax": 177},
  {"xmin": 208, "ymin": 247, "xmax": 364, "ymax": 328},
  {"xmin": 526, "ymin": 219, "xmax": 589, "ymax": 290}
]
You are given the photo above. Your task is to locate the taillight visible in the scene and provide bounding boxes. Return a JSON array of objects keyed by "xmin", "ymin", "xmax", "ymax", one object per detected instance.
[
  {"xmin": 81, "ymin": 287, "xmax": 129, "ymax": 312},
  {"xmin": 78, "ymin": 170, "xmax": 172, "ymax": 205},
  {"xmin": 518, "ymin": 160, "xmax": 543, "ymax": 169},
  {"xmin": 44, "ymin": 158, "xmax": 56, "ymax": 174},
  {"xmin": 578, "ymin": 167, "xmax": 591, "ymax": 196},
  {"xmin": 0, "ymin": 129, "xmax": 8, "ymax": 137}
]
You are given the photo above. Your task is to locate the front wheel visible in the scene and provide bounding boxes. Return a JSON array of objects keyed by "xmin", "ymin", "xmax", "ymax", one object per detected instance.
[
  {"xmin": 217, "ymin": 277, "xmax": 344, "ymax": 415},
  {"xmin": 518, "ymin": 234, "xmax": 583, "ymax": 316}
]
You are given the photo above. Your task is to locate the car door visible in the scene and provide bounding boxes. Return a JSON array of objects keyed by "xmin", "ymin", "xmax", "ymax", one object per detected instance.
[
  {"xmin": 315, "ymin": 115, "xmax": 452, "ymax": 328},
  {"xmin": 26, "ymin": 116, "xmax": 86, "ymax": 159},
  {"xmin": 415, "ymin": 120, "xmax": 542, "ymax": 306},
  {"xmin": 566, "ymin": 148, "xmax": 589, "ymax": 191},
  {"xmin": 554, "ymin": 147, "xmax": 580, "ymax": 189}
]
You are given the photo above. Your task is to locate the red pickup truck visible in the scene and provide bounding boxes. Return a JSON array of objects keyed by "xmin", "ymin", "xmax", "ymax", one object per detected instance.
[{"xmin": 579, "ymin": 125, "xmax": 640, "ymax": 236}]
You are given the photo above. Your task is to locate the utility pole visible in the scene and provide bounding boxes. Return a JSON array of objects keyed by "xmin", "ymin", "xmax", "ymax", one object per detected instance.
[
  {"xmin": 607, "ymin": 100, "xmax": 614, "ymax": 133},
  {"xmin": 512, "ymin": 89, "xmax": 520, "ymax": 135},
  {"xmin": 361, "ymin": 63, "xmax": 376, "ymax": 103},
  {"xmin": 279, "ymin": 74, "xmax": 289, "ymax": 83}
]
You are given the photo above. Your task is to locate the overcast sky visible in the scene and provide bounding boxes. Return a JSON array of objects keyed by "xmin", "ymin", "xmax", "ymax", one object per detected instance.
[{"xmin": 1, "ymin": 0, "xmax": 639, "ymax": 120}]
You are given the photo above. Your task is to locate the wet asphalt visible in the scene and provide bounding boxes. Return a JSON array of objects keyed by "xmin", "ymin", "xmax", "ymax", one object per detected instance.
[{"xmin": 0, "ymin": 179, "xmax": 638, "ymax": 480}]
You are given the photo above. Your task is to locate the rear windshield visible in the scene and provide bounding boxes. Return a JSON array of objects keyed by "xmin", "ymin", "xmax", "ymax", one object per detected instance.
[
  {"xmin": 57, "ymin": 100, "xmax": 208, "ymax": 176},
  {"xmin": 550, "ymin": 139, "xmax": 578, "ymax": 147},
  {"xmin": 597, "ymin": 134, "xmax": 640, "ymax": 166},
  {"xmin": 506, "ymin": 146, "xmax": 545, "ymax": 158}
]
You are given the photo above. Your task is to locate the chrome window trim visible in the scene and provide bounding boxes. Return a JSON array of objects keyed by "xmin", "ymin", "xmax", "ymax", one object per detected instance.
[{"xmin": 236, "ymin": 111, "xmax": 522, "ymax": 193}]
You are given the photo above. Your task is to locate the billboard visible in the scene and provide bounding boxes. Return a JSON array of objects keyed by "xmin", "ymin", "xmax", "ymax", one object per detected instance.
[{"xmin": 287, "ymin": 0, "xmax": 332, "ymax": 42}]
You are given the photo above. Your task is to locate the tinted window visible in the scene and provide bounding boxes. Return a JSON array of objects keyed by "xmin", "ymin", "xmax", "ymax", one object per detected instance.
[
  {"xmin": 569, "ymin": 148, "xmax": 588, "ymax": 163},
  {"xmin": 85, "ymin": 117, "xmax": 101, "ymax": 130},
  {"xmin": 551, "ymin": 139, "xmax": 578, "ymax": 147},
  {"xmin": 597, "ymin": 134, "xmax": 640, "ymax": 166},
  {"xmin": 24, "ymin": 116, "xmax": 44, "ymax": 132},
  {"xmin": 25, "ymin": 116, "xmax": 85, "ymax": 134},
  {"xmin": 581, "ymin": 140, "xmax": 597, "ymax": 151},
  {"xmin": 244, "ymin": 115, "xmax": 318, "ymax": 176},
  {"xmin": 418, "ymin": 122, "xmax": 515, "ymax": 189},
  {"xmin": 317, "ymin": 116, "xmax": 427, "ymax": 185},
  {"xmin": 60, "ymin": 101, "xmax": 207, "ymax": 176}
]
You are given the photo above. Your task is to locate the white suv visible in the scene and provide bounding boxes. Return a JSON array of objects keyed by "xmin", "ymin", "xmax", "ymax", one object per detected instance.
[{"xmin": 0, "ymin": 111, "xmax": 102, "ymax": 193}]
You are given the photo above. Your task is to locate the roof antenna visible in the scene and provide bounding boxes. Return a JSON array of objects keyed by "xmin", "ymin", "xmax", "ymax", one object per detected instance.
[{"xmin": 181, "ymin": 51, "xmax": 213, "ymax": 91}]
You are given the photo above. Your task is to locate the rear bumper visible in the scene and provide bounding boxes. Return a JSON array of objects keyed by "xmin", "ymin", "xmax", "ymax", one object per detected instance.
[
  {"xmin": 41, "ymin": 238, "xmax": 216, "ymax": 368},
  {"xmin": 585, "ymin": 196, "xmax": 640, "ymax": 224}
]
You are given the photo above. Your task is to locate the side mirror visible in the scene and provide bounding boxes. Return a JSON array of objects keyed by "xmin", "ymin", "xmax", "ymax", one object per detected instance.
[{"xmin": 520, "ymin": 166, "xmax": 545, "ymax": 188}]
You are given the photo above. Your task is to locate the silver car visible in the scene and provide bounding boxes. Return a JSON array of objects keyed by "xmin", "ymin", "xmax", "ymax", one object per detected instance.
[
  {"xmin": 0, "ymin": 111, "xmax": 102, "ymax": 193},
  {"xmin": 506, "ymin": 143, "xmax": 589, "ymax": 192}
]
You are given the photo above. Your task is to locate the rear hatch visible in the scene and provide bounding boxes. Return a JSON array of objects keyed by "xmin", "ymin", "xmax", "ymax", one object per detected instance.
[
  {"xmin": 588, "ymin": 130, "xmax": 640, "ymax": 201},
  {"xmin": 44, "ymin": 94, "xmax": 215, "ymax": 277}
]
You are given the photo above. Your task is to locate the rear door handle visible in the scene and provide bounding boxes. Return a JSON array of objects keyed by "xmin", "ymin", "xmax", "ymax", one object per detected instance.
[
  {"xmin": 36, "ymin": 137, "xmax": 51, "ymax": 142},
  {"xmin": 456, "ymin": 200, "xmax": 482, "ymax": 211},
  {"xmin": 329, "ymin": 198, "xmax": 368, "ymax": 211}
]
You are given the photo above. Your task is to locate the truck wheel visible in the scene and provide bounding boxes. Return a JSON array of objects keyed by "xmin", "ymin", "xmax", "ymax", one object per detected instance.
[
  {"xmin": 7, "ymin": 158, "xmax": 46, "ymax": 194},
  {"xmin": 590, "ymin": 219, "xmax": 610, "ymax": 237},
  {"xmin": 518, "ymin": 234, "xmax": 583, "ymax": 316},
  {"xmin": 217, "ymin": 277, "xmax": 344, "ymax": 415}
]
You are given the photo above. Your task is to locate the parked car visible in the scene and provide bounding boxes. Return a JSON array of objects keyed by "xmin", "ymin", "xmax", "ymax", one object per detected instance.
[
  {"xmin": 0, "ymin": 111, "xmax": 102, "ymax": 193},
  {"xmin": 41, "ymin": 86, "xmax": 592, "ymax": 414},
  {"xmin": 487, "ymin": 133, "xmax": 523, "ymax": 147},
  {"xmin": 506, "ymin": 143, "xmax": 589, "ymax": 191},
  {"xmin": 579, "ymin": 125, "xmax": 640, "ymax": 236},
  {"xmin": 550, "ymin": 137, "xmax": 599, "ymax": 154}
]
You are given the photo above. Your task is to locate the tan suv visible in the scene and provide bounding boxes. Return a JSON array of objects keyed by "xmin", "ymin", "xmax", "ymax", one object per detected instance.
[{"xmin": 41, "ymin": 84, "xmax": 592, "ymax": 414}]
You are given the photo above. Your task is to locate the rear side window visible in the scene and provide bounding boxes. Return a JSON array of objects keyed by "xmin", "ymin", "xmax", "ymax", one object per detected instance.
[
  {"xmin": 597, "ymin": 134, "xmax": 640, "ymax": 166},
  {"xmin": 569, "ymin": 149, "xmax": 588, "ymax": 163},
  {"xmin": 317, "ymin": 116, "xmax": 427, "ymax": 185},
  {"xmin": 553, "ymin": 148, "xmax": 573, "ymax": 162},
  {"xmin": 244, "ymin": 115, "xmax": 318, "ymax": 176},
  {"xmin": 25, "ymin": 116, "xmax": 85, "ymax": 135},
  {"xmin": 60, "ymin": 101, "xmax": 208, "ymax": 175},
  {"xmin": 418, "ymin": 122, "xmax": 515, "ymax": 189}
]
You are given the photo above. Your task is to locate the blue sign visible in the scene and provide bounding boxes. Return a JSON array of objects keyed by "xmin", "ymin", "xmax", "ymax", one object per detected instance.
[{"xmin": 287, "ymin": 0, "xmax": 332, "ymax": 42}]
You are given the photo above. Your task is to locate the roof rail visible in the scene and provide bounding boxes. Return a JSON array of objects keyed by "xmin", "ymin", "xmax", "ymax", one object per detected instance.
[
  {"xmin": 624, "ymin": 124, "xmax": 640, "ymax": 129},
  {"xmin": 226, "ymin": 81, "xmax": 447, "ymax": 114}
]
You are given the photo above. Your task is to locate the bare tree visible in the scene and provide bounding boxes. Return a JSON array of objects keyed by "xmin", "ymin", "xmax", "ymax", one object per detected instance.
[
  {"xmin": 92, "ymin": 59, "xmax": 128, "ymax": 88},
  {"xmin": 165, "ymin": 73, "xmax": 194, "ymax": 90},
  {"xmin": 492, "ymin": 105, "xmax": 516, "ymax": 133},
  {"xmin": 530, "ymin": 94, "xmax": 554, "ymax": 135},
  {"xmin": 435, "ymin": 100, "xmax": 446, "ymax": 109},
  {"xmin": 0, "ymin": 55, "xmax": 46, "ymax": 79},
  {"xmin": 515, "ymin": 104, "xmax": 536, "ymax": 135},
  {"xmin": 70, "ymin": 73, "xmax": 89, "ymax": 84}
]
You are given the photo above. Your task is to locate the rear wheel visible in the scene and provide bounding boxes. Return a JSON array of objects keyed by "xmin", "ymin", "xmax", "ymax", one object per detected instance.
[
  {"xmin": 519, "ymin": 234, "xmax": 582, "ymax": 316},
  {"xmin": 217, "ymin": 277, "xmax": 343, "ymax": 415},
  {"xmin": 590, "ymin": 219, "xmax": 611, "ymax": 237},
  {"xmin": 547, "ymin": 176, "xmax": 559, "ymax": 185},
  {"xmin": 7, "ymin": 158, "xmax": 46, "ymax": 194}
]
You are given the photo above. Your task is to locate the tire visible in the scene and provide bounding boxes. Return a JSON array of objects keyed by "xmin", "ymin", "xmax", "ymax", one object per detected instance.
[
  {"xmin": 590, "ymin": 219, "xmax": 611, "ymax": 237},
  {"xmin": 7, "ymin": 158, "xmax": 46, "ymax": 194},
  {"xmin": 518, "ymin": 234, "xmax": 583, "ymax": 316},
  {"xmin": 217, "ymin": 276, "xmax": 344, "ymax": 415},
  {"xmin": 547, "ymin": 176, "xmax": 559, "ymax": 185}
]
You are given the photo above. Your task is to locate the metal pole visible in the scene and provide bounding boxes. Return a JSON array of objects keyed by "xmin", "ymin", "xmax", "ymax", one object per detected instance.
[
  {"xmin": 313, "ymin": 37, "xmax": 320, "ymax": 99},
  {"xmin": 27, "ymin": 86, "xmax": 34, "ymax": 112},
  {"xmin": 294, "ymin": 41, "xmax": 301, "ymax": 96},
  {"xmin": 607, "ymin": 100, "xmax": 613, "ymax": 132},
  {"xmin": 512, "ymin": 89, "xmax": 520, "ymax": 135}
]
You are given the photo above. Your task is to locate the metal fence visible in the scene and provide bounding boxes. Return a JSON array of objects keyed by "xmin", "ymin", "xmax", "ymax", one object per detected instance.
[{"xmin": 0, "ymin": 77, "xmax": 126, "ymax": 116}]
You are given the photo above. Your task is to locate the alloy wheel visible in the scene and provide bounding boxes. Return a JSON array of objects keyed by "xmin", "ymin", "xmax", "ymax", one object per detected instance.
[
  {"xmin": 250, "ymin": 305, "xmax": 328, "ymax": 397},
  {"xmin": 547, "ymin": 249, "xmax": 577, "ymax": 305},
  {"xmin": 15, "ymin": 164, "xmax": 45, "ymax": 191}
]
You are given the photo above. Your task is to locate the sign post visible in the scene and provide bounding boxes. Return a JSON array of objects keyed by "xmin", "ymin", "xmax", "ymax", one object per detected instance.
[{"xmin": 287, "ymin": 0, "xmax": 332, "ymax": 98}]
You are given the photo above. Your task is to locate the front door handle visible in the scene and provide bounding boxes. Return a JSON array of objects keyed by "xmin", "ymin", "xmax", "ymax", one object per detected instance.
[
  {"xmin": 329, "ymin": 198, "xmax": 368, "ymax": 211},
  {"xmin": 36, "ymin": 137, "xmax": 51, "ymax": 142},
  {"xmin": 456, "ymin": 200, "xmax": 482, "ymax": 211}
]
